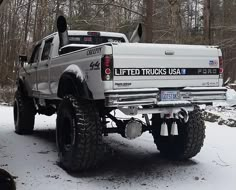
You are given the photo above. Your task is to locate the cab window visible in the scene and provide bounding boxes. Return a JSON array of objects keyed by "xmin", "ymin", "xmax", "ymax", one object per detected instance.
[
  {"xmin": 41, "ymin": 38, "xmax": 53, "ymax": 61},
  {"xmin": 68, "ymin": 36, "xmax": 125, "ymax": 44},
  {"xmin": 29, "ymin": 43, "xmax": 41, "ymax": 64}
]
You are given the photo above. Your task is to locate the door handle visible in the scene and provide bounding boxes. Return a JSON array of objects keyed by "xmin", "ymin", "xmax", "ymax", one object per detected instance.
[
  {"xmin": 165, "ymin": 50, "xmax": 175, "ymax": 55},
  {"xmin": 45, "ymin": 63, "xmax": 49, "ymax": 67},
  {"xmin": 33, "ymin": 66, "xmax": 37, "ymax": 69}
]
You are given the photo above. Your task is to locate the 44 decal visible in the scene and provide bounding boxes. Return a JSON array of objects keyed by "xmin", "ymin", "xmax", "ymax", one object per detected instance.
[{"xmin": 90, "ymin": 61, "xmax": 100, "ymax": 70}]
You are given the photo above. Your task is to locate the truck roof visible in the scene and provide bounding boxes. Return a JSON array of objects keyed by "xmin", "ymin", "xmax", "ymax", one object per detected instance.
[
  {"xmin": 43, "ymin": 30, "xmax": 128, "ymax": 42},
  {"xmin": 68, "ymin": 30, "xmax": 127, "ymax": 38}
]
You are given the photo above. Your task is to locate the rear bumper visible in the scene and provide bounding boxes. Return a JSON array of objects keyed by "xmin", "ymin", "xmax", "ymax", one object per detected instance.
[
  {"xmin": 180, "ymin": 87, "xmax": 227, "ymax": 105},
  {"xmin": 104, "ymin": 87, "xmax": 227, "ymax": 108}
]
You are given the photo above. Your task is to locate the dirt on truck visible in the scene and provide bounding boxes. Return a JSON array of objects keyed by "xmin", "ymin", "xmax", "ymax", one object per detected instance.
[{"xmin": 14, "ymin": 16, "xmax": 227, "ymax": 172}]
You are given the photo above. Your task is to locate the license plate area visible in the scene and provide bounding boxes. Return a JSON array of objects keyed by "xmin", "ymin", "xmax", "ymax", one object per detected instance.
[{"xmin": 161, "ymin": 90, "xmax": 180, "ymax": 101}]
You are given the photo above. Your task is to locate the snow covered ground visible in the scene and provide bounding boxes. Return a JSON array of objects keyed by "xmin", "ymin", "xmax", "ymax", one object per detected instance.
[
  {"xmin": 203, "ymin": 89, "xmax": 236, "ymax": 127},
  {"xmin": 0, "ymin": 89, "xmax": 236, "ymax": 190}
]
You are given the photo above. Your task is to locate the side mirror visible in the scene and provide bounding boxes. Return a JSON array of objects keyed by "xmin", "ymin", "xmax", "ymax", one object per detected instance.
[{"xmin": 19, "ymin": 55, "xmax": 28, "ymax": 67}]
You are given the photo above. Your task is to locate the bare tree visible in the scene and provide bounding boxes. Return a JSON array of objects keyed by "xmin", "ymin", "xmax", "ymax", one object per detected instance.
[
  {"xmin": 145, "ymin": 0, "xmax": 153, "ymax": 43},
  {"xmin": 168, "ymin": 0, "xmax": 182, "ymax": 43},
  {"xmin": 203, "ymin": 0, "xmax": 211, "ymax": 44}
]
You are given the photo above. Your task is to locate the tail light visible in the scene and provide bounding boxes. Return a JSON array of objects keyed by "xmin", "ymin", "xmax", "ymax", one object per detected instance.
[
  {"xmin": 219, "ymin": 56, "xmax": 223, "ymax": 78},
  {"xmin": 101, "ymin": 55, "xmax": 113, "ymax": 81}
]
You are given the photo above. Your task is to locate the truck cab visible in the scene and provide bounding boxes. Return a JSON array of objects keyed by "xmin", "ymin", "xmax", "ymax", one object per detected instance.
[{"xmin": 22, "ymin": 30, "xmax": 128, "ymax": 98}]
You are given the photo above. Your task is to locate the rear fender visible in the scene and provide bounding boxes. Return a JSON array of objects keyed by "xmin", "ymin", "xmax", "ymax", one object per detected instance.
[{"xmin": 57, "ymin": 65, "xmax": 93, "ymax": 99}]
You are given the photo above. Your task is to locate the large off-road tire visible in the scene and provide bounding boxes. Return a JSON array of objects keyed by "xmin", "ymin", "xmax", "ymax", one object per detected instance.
[
  {"xmin": 13, "ymin": 90, "xmax": 36, "ymax": 135},
  {"xmin": 0, "ymin": 168, "xmax": 16, "ymax": 190},
  {"xmin": 152, "ymin": 108, "xmax": 206, "ymax": 160},
  {"xmin": 56, "ymin": 95, "xmax": 103, "ymax": 172}
]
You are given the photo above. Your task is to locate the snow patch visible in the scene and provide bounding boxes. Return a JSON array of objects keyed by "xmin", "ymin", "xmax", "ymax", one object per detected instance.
[
  {"xmin": 227, "ymin": 88, "xmax": 236, "ymax": 100},
  {"xmin": 204, "ymin": 89, "xmax": 236, "ymax": 127},
  {"xmin": 64, "ymin": 64, "xmax": 84, "ymax": 81}
]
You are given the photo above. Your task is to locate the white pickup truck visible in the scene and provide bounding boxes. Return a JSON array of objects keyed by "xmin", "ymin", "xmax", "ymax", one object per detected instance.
[{"xmin": 14, "ymin": 16, "xmax": 226, "ymax": 171}]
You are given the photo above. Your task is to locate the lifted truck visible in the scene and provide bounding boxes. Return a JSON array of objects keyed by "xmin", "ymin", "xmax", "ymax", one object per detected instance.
[{"xmin": 14, "ymin": 16, "xmax": 227, "ymax": 171}]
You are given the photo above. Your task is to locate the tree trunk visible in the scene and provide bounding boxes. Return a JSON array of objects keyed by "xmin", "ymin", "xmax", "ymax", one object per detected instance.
[
  {"xmin": 203, "ymin": 0, "xmax": 211, "ymax": 45},
  {"xmin": 145, "ymin": 0, "xmax": 153, "ymax": 43},
  {"xmin": 168, "ymin": 0, "xmax": 182, "ymax": 44},
  {"xmin": 23, "ymin": 0, "xmax": 31, "ymax": 54}
]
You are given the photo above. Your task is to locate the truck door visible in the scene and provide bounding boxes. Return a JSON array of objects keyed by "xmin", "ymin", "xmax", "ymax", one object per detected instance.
[
  {"xmin": 36, "ymin": 38, "xmax": 53, "ymax": 96},
  {"xmin": 26, "ymin": 43, "xmax": 42, "ymax": 95}
]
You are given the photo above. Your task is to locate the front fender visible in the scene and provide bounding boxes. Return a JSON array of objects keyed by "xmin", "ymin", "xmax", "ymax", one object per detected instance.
[{"xmin": 16, "ymin": 77, "xmax": 30, "ymax": 96}]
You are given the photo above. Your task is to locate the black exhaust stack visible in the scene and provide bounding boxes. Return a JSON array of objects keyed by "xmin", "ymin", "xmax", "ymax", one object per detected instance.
[{"xmin": 57, "ymin": 15, "xmax": 69, "ymax": 48}]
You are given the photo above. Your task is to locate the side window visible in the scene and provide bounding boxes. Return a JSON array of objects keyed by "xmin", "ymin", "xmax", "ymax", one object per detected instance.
[
  {"xmin": 41, "ymin": 38, "xmax": 53, "ymax": 61},
  {"xmin": 29, "ymin": 44, "xmax": 41, "ymax": 64}
]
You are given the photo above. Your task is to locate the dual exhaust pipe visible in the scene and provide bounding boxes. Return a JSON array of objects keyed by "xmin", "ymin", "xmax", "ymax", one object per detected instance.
[
  {"xmin": 160, "ymin": 121, "xmax": 178, "ymax": 136},
  {"xmin": 160, "ymin": 108, "xmax": 189, "ymax": 136}
]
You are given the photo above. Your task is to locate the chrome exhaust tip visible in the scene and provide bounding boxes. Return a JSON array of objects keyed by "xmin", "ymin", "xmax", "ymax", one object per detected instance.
[
  {"xmin": 171, "ymin": 121, "xmax": 178, "ymax": 136},
  {"xmin": 160, "ymin": 122, "xmax": 168, "ymax": 136}
]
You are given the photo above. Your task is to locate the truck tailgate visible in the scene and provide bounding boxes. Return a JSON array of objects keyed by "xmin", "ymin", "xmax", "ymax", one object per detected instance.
[{"xmin": 112, "ymin": 43, "xmax": 221, "ymax": 89}]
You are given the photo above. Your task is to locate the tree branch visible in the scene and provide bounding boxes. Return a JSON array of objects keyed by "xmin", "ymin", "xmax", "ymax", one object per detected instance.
[{"xmin": 92, "ymin": 2, "xmax": 144, "ymax": 17}]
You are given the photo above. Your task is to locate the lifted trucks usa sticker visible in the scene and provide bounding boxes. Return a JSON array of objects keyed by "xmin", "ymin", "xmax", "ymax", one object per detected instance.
[{"xmin": 114, "ymin": 68, "xmax": 219, "ymax": 76}]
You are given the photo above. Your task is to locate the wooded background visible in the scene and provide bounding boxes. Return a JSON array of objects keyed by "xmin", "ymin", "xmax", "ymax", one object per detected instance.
[{"xmin": 0, "ymin": 0, "xmax": 236, "ymax": 88}]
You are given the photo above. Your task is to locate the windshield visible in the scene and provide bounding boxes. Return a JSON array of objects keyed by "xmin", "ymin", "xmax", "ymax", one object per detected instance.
[{"xmin": 68, "ymin": 35, "xmax": 125, "ymax": 44}]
